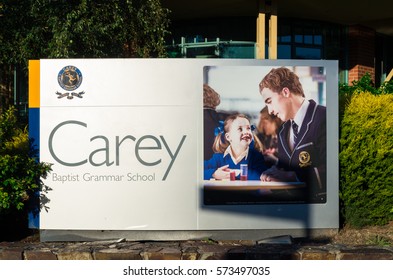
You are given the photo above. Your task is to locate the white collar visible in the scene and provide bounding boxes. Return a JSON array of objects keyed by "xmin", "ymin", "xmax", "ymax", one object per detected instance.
[
  {"xmin": 223, "ymin": 145, "xmax": 249, "ymax": 165},
  {"xmin": 293, "ymin": 99, "xmax": 310, "ymax": 129}
]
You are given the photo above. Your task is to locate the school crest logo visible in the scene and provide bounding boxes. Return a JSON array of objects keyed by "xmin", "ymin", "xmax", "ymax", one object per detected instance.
[
  {"xmin": 56, "ymin": 66, "xmax": 85, "ymax": 99},
  {"xmin": 299, "ymin": 151, "xmax": 312, "ymax": 167}
]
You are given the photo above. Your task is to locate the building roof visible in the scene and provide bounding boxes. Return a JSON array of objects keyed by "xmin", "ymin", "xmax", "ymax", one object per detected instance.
[{"xmin": 161, "ymin": 0, "xmax": 393, "ymax": 36}]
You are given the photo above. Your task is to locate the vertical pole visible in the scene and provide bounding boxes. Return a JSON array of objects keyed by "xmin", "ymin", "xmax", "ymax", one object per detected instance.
[
  {"xmin": 257, "ymin": 0, "xmax": 278, "ymax": 59},
  {"xmin": 268, "ymin": 16, "xmax": 278, "ymax": 59},
  {"xmin": 14, "ymin": 65, "xmax": 17, "ymax": 106},
  {"xmin": 181, "ymin": 37, "xmax": 186, "ymax": 58},
  {"xmin": 256, "ymin": 12, "xmax": 266, "ymax": 59},
  {"xmin": 268, "ymin": 0, "xmax": 278, "ymax": 59}
]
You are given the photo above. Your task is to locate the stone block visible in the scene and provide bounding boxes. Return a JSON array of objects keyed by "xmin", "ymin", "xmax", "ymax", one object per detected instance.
[
  {"xmin": 0, "ymin": 248, "xmax": 23, "ymax": 260},
  {"xmin": 181, "ymin": 246, "xmax": 199, "ymax": 260},
  {"xmin": 56, "ymin": 250, "xmax": 93, "ymax": 260},
  {"xmin": 239, "ymin": 245, "xmax": 301, "ymax": 260},
  {"xmin": 93, "ymin": 248, "xmax": 142, "ymax": 260},
  {"xmin": 24, "ymin": 249, "xmax": 57, "ymax": 260},
  {"xmin": 141, "ymin": 247, "xmax": 182, "ymax": 260},
  {"xmin": 298, "ymin": 246, "xmax": 337, "ymax": 260},
  {"xmin": 339, "ymin": 248, "xmax": 393, "ymax": 260},
  {"xmin": 197, "ymin": 244, "xmax": 234, "ymax": 260},
  {"xmin": 301, "ymin": 251, "xmax": 336, "ymax": 260},
  {"xmin": 226, "ymin": 247, "xmax": 249, "ymax": 260}
]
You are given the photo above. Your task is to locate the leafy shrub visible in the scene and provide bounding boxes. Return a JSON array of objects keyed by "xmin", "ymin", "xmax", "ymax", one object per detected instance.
[
  {"xmin": 0, "ymin": 107, "xmax": 52, "ymax": 214},
  {"xmin": 379, "ymin": 79, "xmax": 393, "ymax": 94},
  {"xmin": 340, "ymin": 92, "xmax": 393, "ymax": 227},
  {"xmin": 339, "ymin": 73, "xmax": 393, "ymax": 123},
  {"xmin": 339, "ymin": 73, "xmax": 376, "ymax": 98}
]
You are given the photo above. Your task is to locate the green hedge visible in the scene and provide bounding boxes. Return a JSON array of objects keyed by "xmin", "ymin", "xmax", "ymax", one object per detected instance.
[
  {"xmin": 340, "ymin": 91, "xmax": 393, "ymax": 227},
  {"xmin": 0, "ymin": 107, "xmax": 51, "ymax": 214}
]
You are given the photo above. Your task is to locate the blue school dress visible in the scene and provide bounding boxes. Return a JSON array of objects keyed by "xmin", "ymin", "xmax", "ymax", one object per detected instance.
[{"xmin": 204, "ymin": 144, "xmax": 268, "ymax": 180}]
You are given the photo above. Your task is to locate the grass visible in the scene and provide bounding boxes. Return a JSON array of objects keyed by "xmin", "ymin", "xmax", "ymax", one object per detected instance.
[{"xmin": 366, "ymin": 235, "xmax": 392, "ymax": 246}]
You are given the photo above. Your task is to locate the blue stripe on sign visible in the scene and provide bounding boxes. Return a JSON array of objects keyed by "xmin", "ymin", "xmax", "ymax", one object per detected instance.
[{"xmin": 28, "ymin": 108, "xmax": 40, "ymax": 229}]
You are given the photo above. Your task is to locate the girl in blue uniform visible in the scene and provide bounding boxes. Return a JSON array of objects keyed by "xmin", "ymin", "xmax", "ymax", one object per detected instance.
[{"xmin": 204, "ymin": 113, "xmax": 268, "ymax": 180}]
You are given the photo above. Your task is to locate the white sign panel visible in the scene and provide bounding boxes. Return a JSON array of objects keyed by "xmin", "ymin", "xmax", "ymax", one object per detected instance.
[{"xmin": 33, "ymin": 59, "xmax": 339, "ymax": 231}]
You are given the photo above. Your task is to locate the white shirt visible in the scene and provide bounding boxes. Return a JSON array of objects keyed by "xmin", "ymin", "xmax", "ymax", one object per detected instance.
[{"xmin": 289, "ymin": 99, "xmax": 310, "ymax": 151}]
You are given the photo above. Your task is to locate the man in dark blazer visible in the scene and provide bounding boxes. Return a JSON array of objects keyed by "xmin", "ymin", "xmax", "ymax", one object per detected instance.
[{"xmin": 258, "ymin": 67, "xmax": 326, "ymax": 203}]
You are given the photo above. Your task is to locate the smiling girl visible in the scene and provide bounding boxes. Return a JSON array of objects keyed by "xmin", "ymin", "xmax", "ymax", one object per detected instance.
[{"xmin": 204, "ymin": 113, "xmax": 268, "ymax": 180}]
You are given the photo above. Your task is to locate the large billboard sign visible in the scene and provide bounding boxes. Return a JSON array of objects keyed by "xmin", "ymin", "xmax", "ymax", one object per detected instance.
[{"xmin": 29, "ymin": 59, "xmax": 338, "ymax": 236}]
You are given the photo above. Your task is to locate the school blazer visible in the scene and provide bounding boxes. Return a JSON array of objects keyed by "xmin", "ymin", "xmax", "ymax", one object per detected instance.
[{"xmin": 277, "ymin": 99, "xmax": 327, "ymax": 203}]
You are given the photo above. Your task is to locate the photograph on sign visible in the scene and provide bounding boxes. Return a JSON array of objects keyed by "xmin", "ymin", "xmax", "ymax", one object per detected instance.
[{"xmin": 202, "ymin": 65, "xmax": 326, "ymax": 205}]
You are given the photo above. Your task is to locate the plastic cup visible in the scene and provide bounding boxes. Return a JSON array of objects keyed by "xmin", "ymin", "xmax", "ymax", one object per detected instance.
[
  {"xmin": 230, "ymin": 170, "xmax": 236, "ymax": 181},
  {"xmin": 240, "ymin": 164, "xmax": 248, "ymax": 181}
]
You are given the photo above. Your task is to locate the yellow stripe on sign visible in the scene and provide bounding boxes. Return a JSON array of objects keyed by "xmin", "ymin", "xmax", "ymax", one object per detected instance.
[{"xmin": 28, "ymin": 60, "xmax": 40, "ymax": 108}]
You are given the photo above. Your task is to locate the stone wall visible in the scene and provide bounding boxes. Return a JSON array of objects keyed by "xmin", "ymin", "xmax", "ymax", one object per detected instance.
[{"xmin": 1, "ymin": 240, "xmax": 392, "ymax": 260}]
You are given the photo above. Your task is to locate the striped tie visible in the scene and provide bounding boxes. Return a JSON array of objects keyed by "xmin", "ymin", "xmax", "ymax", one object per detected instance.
[{"xmin": 292, "ymin": 121, "xmax": 299, "ymax": 144}]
